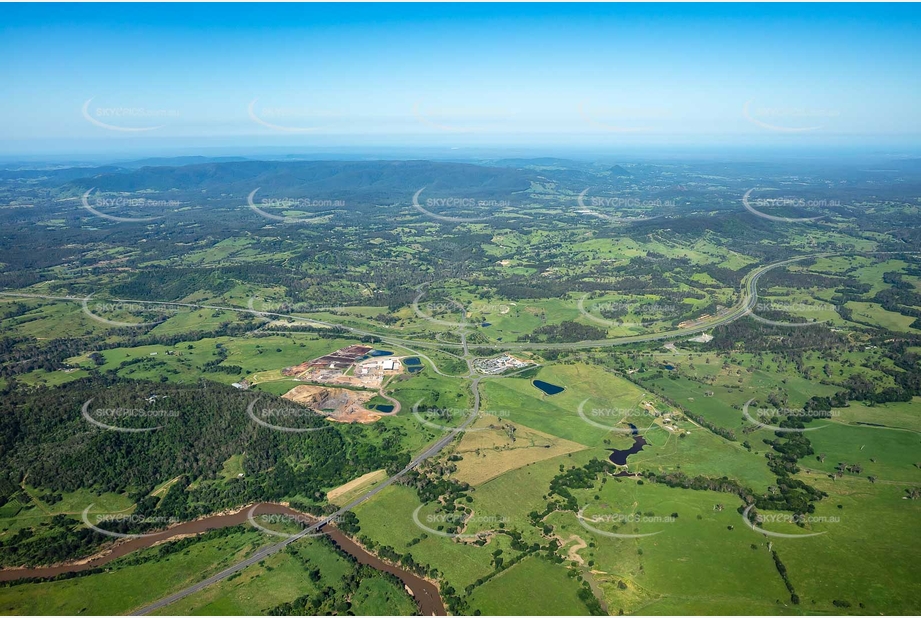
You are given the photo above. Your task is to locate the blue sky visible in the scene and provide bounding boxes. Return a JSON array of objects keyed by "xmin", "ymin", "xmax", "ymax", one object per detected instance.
[{"xmin": 1, "ymin": 3, "xmax": 919, "ymax": 155}]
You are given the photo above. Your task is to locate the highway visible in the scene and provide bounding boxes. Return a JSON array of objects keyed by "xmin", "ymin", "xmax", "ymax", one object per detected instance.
[
  {"xmin": 130, "ymin": 377, "xmax": 482, "ymax": 616},
  {"xmin": 0, "ymin": 254, "xmax": 825, "ymax": 355},
  {"xmin": 0, "ymin": 253, "xmax": 820, "ymax": 613}
]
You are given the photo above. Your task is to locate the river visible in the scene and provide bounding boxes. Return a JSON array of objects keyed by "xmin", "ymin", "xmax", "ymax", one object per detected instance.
[{"xmin": 0, "ymin": 503, "xmax": 445, "ymax": 616}]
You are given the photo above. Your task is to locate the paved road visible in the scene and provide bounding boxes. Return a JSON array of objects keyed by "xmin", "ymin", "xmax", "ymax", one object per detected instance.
[
  {"xmin": 131, "ymin": 377, "xmax": 482, "ymax": 616},
  {"xmin": 0, "ymin": 253, "xmax": 817, "ymax": 614},
  {"xmin": 0, "ymin": 254, "xmax": 825, "ymax": 355},
  {"xmin": 491, "ymin": 253, "xmax": 824, "ymax": 350}
]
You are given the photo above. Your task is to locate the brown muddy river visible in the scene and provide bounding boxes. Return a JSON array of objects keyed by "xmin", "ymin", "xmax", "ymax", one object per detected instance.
[{"xmin": 0, "ymin": 503, "xmax": 445, "ymax": 616}]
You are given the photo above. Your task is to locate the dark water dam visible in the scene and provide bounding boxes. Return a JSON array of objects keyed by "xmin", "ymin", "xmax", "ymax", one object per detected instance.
[
  {"xmin": 404, "ymin": 357, "xmax": 423, "ymax": 373},
  {"xmin": 608, "ymin": 423, "xmax": 648, "ymax": 465},
  {"xmin": 0, "ymin": 503, "xmax": 445, "ymax": 616},
  {"xmin": 533, "ymin": 379, "xmax": 564, "ymax": 395}
]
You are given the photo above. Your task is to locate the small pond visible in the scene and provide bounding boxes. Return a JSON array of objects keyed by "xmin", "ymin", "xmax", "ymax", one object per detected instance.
[
  {"xmin": 608, "ymin": 424, "xmax": 648, "ymax": 465},
  {"xmin": 533, "ymin": 380, "xmax": 565, "ymax": 395}
]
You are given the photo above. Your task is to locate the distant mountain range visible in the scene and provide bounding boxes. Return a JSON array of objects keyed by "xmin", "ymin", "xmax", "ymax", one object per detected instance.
[
  {"xmin": 114, "ymin": 156, "xmax": 251, "ymax": 169},
  {"xmin": 63, "ymin": 160, "xmax": 534, "ymax": 199}
]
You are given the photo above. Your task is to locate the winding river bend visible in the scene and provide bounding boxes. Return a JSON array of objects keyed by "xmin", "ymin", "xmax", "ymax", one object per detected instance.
[{"xmin": 0, "ymin": 503, "xmax": 445, "ymax": 616}]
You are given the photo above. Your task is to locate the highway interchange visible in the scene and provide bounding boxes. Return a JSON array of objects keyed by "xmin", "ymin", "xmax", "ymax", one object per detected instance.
[{"xmin": 0, "ymin": 253, "xmax": 827, "ymax": 613}]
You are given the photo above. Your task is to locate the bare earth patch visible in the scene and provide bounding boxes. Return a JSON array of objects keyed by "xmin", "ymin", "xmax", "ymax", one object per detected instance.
[
  {"xmin": 327, "ymin": 469, "xmax": 387, "ymax": 503},
  {"xmin": 281, "ymin": 384, "xmax": 380, "ymax": 423},
  {"xmin": 563, "ymin": 534, "xmax": 587, "ymax": 564},
  {"xmin": 451, "ymin": 417, "xmax": 587, "ymax": 485}
]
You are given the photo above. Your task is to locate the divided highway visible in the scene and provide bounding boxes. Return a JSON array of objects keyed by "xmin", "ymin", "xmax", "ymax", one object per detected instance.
[
  {"xmin": 130, "ymin": 377, "xmax": 482, "ymax": 615},
  {"xmin": 0, "ymin": 254, "xmax": 824, "ymax": 613},
  {"xmin": 0, "ymin": 253, "xmax": 824, "ymax": 354}
]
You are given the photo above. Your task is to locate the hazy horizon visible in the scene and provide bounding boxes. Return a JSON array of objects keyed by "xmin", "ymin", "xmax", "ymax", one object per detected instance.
[{"xmin": 2, "ymin": 3, "xmax": 920, "ymax": 157}]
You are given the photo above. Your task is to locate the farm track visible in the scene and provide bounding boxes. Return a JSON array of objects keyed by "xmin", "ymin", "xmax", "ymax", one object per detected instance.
[
  {"xmin": 0, "ymin": 252, "xmax": 848, "ymax": 612},
  {"xmin": 0, "ymin": 253, "xmax": 824, "ymax": 355}
]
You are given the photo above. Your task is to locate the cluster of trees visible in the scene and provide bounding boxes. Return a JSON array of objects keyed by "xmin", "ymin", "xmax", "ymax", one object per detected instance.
[
  {"xmin": 642, "ymin": 461, "xmax": 824, "ymax": 519},
  {"xmin": 0, "ymin": 332, "xmax": 111, "ymax": 378},
  {"xmin": 0, "ymin": 376, "xmax": 410, "ymax": 565},
  {"xmin": 831, "ymin": 281, "xmax": 873, "ymax": 306},
  {"xmin": 713, "ymin": 312, "xmax": 846, "ymax": 349},
  {"xmin": 641, "ymin": 471, "xmax": 754, "ymax": 504},
  {"xmin": 269, "ymin": 536, "xmax": 419, "ymax": 616},
  {"xmin": 548, "ymin": 458, "xmax": 610, "ymax": 511},
  {"xmin": 521, "ymin": 321, "xmax": 607, "ymax": 344},
  {"xmin": 0, "ymin": 514, "xmax": 101, "ymax": 567},
  {"xmin": 803, "ymin": 334, "xmax": 921, "ymax": 408},
  {"xmin": 755, "ymin": 417, "xmax": 827, "ymax": 516},
  {"xmin": 0, "ymin": 314, "xmax": 264, "ymax": 380},
  {"xmin": 200, "ymin": 345, "xmax": 243, "ymax": 375},
  {"xmin": 772, "ymin": 549, "xmax": 799, "ymax": 605},
  {"xmin": 578, "ymin": 584, "xmax": 607, "ymax": 616},
  {"xmin": 398, "ymin": 469, "xmax": 471, "ymax": 506}
]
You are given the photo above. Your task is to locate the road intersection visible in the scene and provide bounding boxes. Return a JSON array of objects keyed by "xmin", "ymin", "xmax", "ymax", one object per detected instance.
[{"xmin": 0, "ymin": 253, "xmax": 827, "ymax": 614}]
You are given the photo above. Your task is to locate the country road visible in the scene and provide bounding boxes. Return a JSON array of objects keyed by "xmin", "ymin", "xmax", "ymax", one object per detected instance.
[
  {"xmin": 0, "ymin": 253, "xmax": 823, "ymax": 613},
  {"xmin": 131, "ymin": 376, "xmax": 482, "ymax": 616},
  {"xmin": 0, "ymin": 253, "xmax": 826, "ymax": 354}
]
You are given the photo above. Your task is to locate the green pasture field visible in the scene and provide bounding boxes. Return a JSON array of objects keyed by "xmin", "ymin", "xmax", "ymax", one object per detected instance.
[
  {"xmin": 462, "ymin": 450, "xmax": 598, "ymax": 546},
  {"xmin": 0, "ymin": 488, "xmax": 134, "ymax": 542},
  {"xmin": 66, "ymin": 334, "xmax": 357, "ymax": 386},
  {"xmin": 350, "ymin": 575, "xmax": 419, "ymax": 616},
  {"xmin": 752, "ymin": 291, "xmax": 844, "ymax": 326},
  {"xmin": 387, "ymin": 369, "xmax": 472, "ymax": 428},
  {"xmin": 577, "ymin": 293, "xmax": 716, "ymax": 335},
  {"xmin": 0, "ymin": 299, "xmax": 109, "ymax": 340},
  {"xmin": 147, "ymin": 535, "xmax": 415, "ymax": 616},
  {"xmin": 146, "ymin": 307, "xmax": 248, "ymax": 337},
  {"xmin": 467, "ymin": 555, "xmax": 593, "ymax": 616},
  {"xmin": 551, "ymin": 476, "xmax": 791, "ymax": 615},
  {"xmin": 12, "ymin": 368, "xmax": 89, "ymax": 388},
  {"xmin": 467, "ymin": 298, "xmax": 579, "ymax": 339},
  {"xmin": 847, "ymin": 301, "xmax": 920, "ymax": 332},
  {"xmin": 149, "ymin": 546, "xmax": 321, "ymax": 616},
  {"xmin": 803, "ymin": 421, "xmax": 921, "ymax": 483},
  {"xmin": 768, "ymin": 474, "xmax": 921, "ymax": 614},
  {"xmin": 831, "ymin": 398, "xmax": 921, "ymax": 433},
  {"xmin": 480, "ymin": 363, "xmax": 651, "ymax": 448},
  {"xmin": 624, "ymin": 421, "xmax": 777, "ymax": 493},
  {"xmin": 850, "ymin": 259, "xmax": 910, "ymax": 295},
  {"xmin": 636, "ymin": 360, "xmax": 841, "ymax": 435},
  {"xmin": 0, "ymin": 529, "xmax": 276, "ymax": 615},
  {"xmin": 351, "ymin": 484, "xmax": 517, "ymax": 590},
  {"xmin": 218, "ymin": 455, "xmax": 245, "ymax": 481},
  {"xmin": 175, "ymin": 237, "xmax": 264, "ymax": 266}
]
